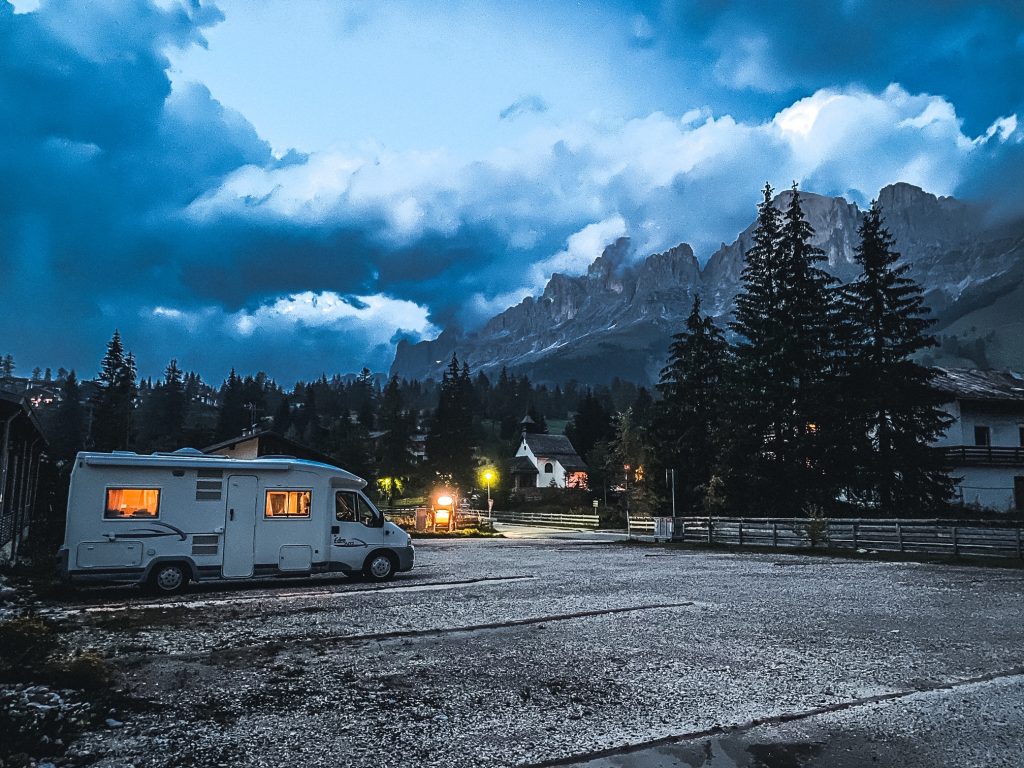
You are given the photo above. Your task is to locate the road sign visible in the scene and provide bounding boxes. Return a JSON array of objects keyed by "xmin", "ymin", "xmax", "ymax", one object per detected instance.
[{"xmin": 592, "ymin": 499, "xmax": 599, "ymax": 508}]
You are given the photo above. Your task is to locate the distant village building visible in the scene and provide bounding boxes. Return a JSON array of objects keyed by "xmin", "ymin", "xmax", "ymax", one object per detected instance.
[
  {"xmin": 932, "ymin": 368, "xmax": 1024, "ymax": 512},
  {"xmin": 202, "ymin": 427, "xmax": 336, "ymax": 466},
  {"xmin": 0, "ymin": 391, "xmax": 48, "ymax": 564},
  {"xmin": 510, "ymin": 433, "xmax": 588, "ymax": 490}
]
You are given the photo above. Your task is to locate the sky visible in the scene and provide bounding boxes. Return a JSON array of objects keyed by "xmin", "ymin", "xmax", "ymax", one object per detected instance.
[{"xmin": 2, "ymin": 0, "xmax": 1023, "ymax": 384}]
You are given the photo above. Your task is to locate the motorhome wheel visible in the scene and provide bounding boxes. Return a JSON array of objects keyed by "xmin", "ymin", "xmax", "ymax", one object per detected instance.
[
  {"xmin": 149, "ymin": 563, "xmax": 189, "ymax": 594},
  {"xmin": 363, "ymin": 552, "xmax": 397, "ymax": 582}
]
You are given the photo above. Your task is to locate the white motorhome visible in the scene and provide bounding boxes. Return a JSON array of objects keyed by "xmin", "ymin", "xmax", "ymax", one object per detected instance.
[{"xmin": 58, "ymin": 449, "xmax": 414, "ymax": 593}]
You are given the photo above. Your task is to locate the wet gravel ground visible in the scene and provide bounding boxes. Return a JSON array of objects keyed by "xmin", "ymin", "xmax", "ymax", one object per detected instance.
[{"xmin": 48, "ymin": 533, "xmax": 1024, "ymax": 767}]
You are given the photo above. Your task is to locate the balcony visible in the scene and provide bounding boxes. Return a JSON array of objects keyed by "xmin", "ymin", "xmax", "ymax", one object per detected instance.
[{"xmin": 943, "ymin": 445, "xmax": 1024, "ymax": 467}]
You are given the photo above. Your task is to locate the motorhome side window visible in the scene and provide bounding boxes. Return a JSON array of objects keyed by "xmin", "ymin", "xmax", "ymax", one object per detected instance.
[
  {"xmin": 265, "ymin": 490, "xmax": 311, "ymax": 518},
  {"xmin": 105, "ymin": 488, "xmax": 160, "ymax": 519},
  {"xmin": 336, "ymin": 491, "xmax": 378, "ymax": 526}
]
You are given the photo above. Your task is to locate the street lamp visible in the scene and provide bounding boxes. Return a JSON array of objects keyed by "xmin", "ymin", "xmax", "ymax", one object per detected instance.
[
  {"xmin": 623, "ymin": 463, "xmax": 631, "ymax": 538},
  {"xmin": 483, "ymin": 469, "xmax": 495, "ymax": 515}
]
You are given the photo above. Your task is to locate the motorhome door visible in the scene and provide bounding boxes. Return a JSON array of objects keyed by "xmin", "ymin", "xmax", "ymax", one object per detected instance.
[{"xmin": 223, "ymin": 475, "xmax": 258, "ymax": 577}]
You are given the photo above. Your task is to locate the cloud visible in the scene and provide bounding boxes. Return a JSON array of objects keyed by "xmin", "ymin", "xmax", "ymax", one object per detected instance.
[
  {"xmin": 499, "ymin": 94, "xmax": 549, "ymax": 122},
  {"xmin": 2, "ymin": 0, "xmax": 1023, "ymax": 383}
]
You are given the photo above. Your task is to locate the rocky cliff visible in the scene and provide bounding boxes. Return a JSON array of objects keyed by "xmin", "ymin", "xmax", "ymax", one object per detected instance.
[{"xmin": 392, "ymin": 184, "xmax": 1024, "ymax": 384}]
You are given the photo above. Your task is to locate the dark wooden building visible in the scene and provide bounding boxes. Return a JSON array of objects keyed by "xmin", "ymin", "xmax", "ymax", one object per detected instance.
[
  {"xmin": 0, "ymin": 391, "xmax": 48, "ymax": 565},
  {"xmin": 202, "ymin": 427, "xmax": 337, "ymax": 466}
]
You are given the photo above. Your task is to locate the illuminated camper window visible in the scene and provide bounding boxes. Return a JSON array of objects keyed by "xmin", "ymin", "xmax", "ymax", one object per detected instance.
[
  {"xmin": 104, "ymin": 488, "xmax": 161, "ymax": 519},
  {"xmin": 265, "ymin": 490, "xmax": 311, "ymax": 518}
]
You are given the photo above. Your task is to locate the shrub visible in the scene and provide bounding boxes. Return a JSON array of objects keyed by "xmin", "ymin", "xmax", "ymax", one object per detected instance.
[
  {"xmin": 0, "ymin": 616, "xmax": 61, "ymax": 680},
  {"xmin": 47, "ymin": 652, "xmax": 115, "ymax": 692}
]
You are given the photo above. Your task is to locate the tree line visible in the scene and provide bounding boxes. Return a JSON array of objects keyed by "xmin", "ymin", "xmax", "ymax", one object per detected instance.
[
  {"xmin": 31, "ymin": 183, "xmax": 952, "ymax": 517},
  {"xmin": 640, "ymin": 184, "xmax": 952, "ymax": 518}
]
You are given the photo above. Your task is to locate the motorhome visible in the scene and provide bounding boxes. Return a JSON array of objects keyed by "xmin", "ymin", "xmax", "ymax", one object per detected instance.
[{"xmin": 58, "ymin": 449, "xmax": 414, "ymax": 593}]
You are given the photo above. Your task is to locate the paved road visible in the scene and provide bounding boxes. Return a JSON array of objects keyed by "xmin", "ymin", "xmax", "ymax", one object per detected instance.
[{"xmin": 51, "ymin": 535, "xmax": 1024, "ymax": 767}]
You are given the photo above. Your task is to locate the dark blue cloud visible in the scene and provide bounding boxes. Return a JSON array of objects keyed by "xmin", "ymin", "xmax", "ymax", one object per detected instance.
[
  {"xmin": 1, "ymin": 0, "xmax": 1022, "ymax": 386},
  {"xmin": 617, "ymin": 0, "xmax": 1024, "ymax": 133}
]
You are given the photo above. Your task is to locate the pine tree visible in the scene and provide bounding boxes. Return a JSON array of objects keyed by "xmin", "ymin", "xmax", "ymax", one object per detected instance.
[
  {"xmin": 92, "ymin": 331, "xmax": 136, "ymax": 451},
  {"xmin": 726, "ymin": 184, "xmax": 837, "ymax": 515},
  {"xmin": 654, "ymin": 295, "xmax": 729, "ymax": 514},
  {"xmin": 775, "ymin": 184, "xmax": 837, "ymax": 509},
  {"xmin": 51, "ymin": 371, "xmax": 84, "ymax": 460},
  {"xmin": 215, "ymin": 369, "xmax": 248, "ymax": 440},
  {"xmin": 566, "ymin": 390, "xmax": 615, "ymax": 459},
  {"xmin": 426, "ymin": 354, "xmax": 476, "ymax": 488},
  {"xmin": 378, "ymin": 375, "xmax": 414, "ymax": 481},
  {"xmin": 840, "ymin": 201, "xmax": 953, "ymax": 514}
]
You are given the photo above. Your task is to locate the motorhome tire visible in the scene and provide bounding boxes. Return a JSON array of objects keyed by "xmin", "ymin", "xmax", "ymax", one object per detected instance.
[
  {"xmin": 148, "ymin": 563, "xmax": 189, "ymax": 594},
  {"xmin": 363, "ymin": 551, "xmax": 397, "ymax": 582}
]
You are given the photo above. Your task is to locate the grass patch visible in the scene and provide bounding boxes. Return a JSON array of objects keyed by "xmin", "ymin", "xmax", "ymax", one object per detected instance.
[{"xmin": 411, "ymin": 528, "xmax": 505, "ymax": 539}]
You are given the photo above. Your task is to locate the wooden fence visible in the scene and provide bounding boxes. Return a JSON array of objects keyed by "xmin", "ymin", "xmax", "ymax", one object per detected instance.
[
  {"xmin": 630, "ymin": 516, "xmax": 1024, "ymax": 560},
  {"xmin": 488, "ymin": 509, "xmax": 601, "ymax": 528}
]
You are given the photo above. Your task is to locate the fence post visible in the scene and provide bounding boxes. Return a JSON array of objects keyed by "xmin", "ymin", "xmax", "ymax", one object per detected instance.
[
  {"xmin": 1017, "ymin": 528, "xmax": 1022, "ymax": 560},
  {"xmin": 772, "ymin": 522, "xmax": 778, "ymax": 548},
  {"xmin": 707, "ymin": 517, "xmax": 713, "ymax": 545},
  {"xmin": 738, "ymin": 521, "xmax": 744, "ymax": 546},
  {"xmin": 852, "ymin": 523, "xmax": 858, "ymax": 549},
  {"xmin": 896, "ymin": 522, "xmax": 904, "ymax": 552},
  {"xmin": 951, "ymin": 526, "xmax": 958, "ymax": 557}
]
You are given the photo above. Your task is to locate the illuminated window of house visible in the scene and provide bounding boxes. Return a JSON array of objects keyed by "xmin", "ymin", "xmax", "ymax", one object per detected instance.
[
  {"xmin": 265, "ymin": 490, "xmax": 312, "ymax": 518},
  {"xmin": 105, "ymin": 488, "xmax": 160, "ymax": 519}
]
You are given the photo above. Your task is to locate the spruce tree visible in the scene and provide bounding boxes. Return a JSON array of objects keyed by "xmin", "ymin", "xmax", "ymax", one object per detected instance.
[
  {"xmin": 727, "ymin": 184, "xmax": 837, "ymax": 515},
  {"xmin": 775, "ymin": 184, "xmax": 837, "ymax": 510},
  {"xmin": 92, "ymin": 331, "xmax": 136, "ymax": 451},
  {"xmin": 840, "ymin": 201, "xmax": 953, "ymax": 514},
  {"xmin": 378, "ymin": 375, "xmax": 414, "ymax": 482},
  {"xmin": 51, "ymin": 371, "xmax": 84, "ymax": 460},
  {"xmin": 727, "ymin": 185, "xmax": 788, "ymax": 513},
  {"xmin": 654, "ymin": 296, "xmax": 729, "ymax": 514},
  {"xmin": 426, "ymin": 354, "xmax": 476, "ymax": 488},
  {"xmin": 215, "ymin": 369, "xmax": 248, "ymax": 440}
]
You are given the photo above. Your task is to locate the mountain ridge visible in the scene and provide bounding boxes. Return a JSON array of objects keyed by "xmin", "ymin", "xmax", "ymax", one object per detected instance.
[{"xmin": 392, "ymin": 183, "xmax": 1024, "ymax": 384}]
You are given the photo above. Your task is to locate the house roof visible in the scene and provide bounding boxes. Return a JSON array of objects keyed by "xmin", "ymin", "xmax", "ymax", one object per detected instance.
[
  {"xmin": 522, "ymin": 433, "xmax": 588, "ymax": 471},
  {"xmin": 509, "ymin": 455, "xmax": 538, "ymax": 474},
  {"xmin": 931, "ymin": 368, "xmax": 1024, "ymax": 402},
  {"xmin": 202, "ymin": 428, "xmax": 337, "ymax": 465}
]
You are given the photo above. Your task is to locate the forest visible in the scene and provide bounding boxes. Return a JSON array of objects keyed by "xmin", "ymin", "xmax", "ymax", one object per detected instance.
[{"xmin": 12, "ymin": 183, "xmax": 955, "ymax": 524}]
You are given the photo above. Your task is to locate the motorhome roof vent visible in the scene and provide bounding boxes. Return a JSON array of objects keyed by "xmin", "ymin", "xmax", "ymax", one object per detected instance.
[
  {"xmin": 172, "ymin": 447, "xmax": 205, "ymax": 456},
  {"xmin": 260, "ymin": 454, "xmax": 296, "ymax": 460}
]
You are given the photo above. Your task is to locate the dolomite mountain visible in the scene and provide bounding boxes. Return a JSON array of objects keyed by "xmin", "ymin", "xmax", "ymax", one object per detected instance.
[{"xmin": 391, "ymin": 183, "xmax": 1024, "ymax": 384}]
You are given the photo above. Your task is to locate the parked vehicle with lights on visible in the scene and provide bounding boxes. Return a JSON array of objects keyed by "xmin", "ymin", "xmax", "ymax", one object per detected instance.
[{"xmin": 58, "ymin": 449, "xmax": 414, "ymax": 594}]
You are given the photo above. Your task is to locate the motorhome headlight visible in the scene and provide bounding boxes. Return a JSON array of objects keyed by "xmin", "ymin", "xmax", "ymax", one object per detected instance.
[{"xmin": 436, "ymin": 495, "xmax": 453, "ymax": 507}]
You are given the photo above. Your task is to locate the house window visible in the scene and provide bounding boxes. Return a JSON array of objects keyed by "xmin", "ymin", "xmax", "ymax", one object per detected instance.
[
  {"xmin": 544, "ymin": 462, "xmax": 554, "ymax": 474},
  {"xmin": 265, "ymin": 490, "xmax": 311, "ymax": 518},
  {"xmin": 105, "ymin": 488, "xmax": 160, "ymax": 519},
  {"xmin": 974, "ymin": 426, "xmax": 991, "ymax": 447}
]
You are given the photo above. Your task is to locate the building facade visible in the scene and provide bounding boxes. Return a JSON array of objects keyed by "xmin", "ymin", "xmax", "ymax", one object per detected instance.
[
  {"xmin": 0, "ymin": 391, "xmax": 48, "ymax": 564},
  {"xmin": 932, "ymin": 368, "xmax": 1024, "ymax": 513},
  {"xmin": 510, "ymin": 433, "xmax": 588, "ymax": 490}
]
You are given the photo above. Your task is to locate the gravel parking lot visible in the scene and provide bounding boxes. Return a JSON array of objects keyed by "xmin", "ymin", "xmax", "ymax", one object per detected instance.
[{"xmin": 48, "ymin": 528, "xmax": 1024, "ymax": 767}]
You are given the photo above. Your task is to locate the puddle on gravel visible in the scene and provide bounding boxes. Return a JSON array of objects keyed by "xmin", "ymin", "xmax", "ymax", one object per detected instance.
[{"xmin": 570, "ymin": 737, "xmax": 824, "ymax": 768}]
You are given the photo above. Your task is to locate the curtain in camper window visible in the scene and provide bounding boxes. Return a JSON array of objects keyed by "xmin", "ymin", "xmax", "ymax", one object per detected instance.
[
  {"xmin": 265, "ymin": 490, "xmax": 311, "ymax": 518},
  {"xmin": 104, "ymin": 488, "xmax": 160, "ymax": 519}
]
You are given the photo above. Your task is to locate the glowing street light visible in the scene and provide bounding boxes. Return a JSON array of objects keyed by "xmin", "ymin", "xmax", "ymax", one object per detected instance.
[{"xmin": 482, "ymin": 468, "xmax": 496, "ymax": 514}]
